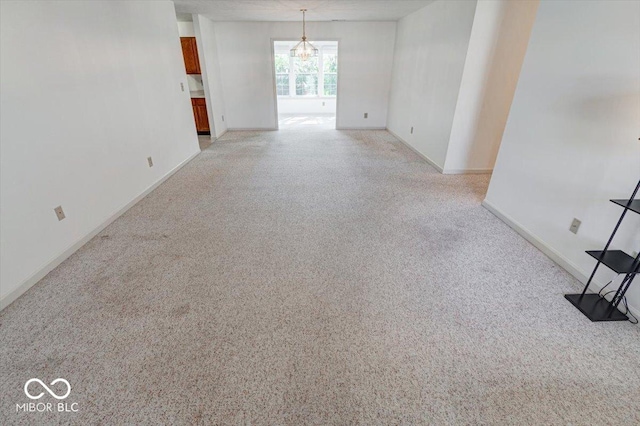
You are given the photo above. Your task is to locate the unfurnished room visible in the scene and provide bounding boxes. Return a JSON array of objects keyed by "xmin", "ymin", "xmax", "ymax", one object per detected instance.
[{"xmin": 1, "ymin": 0, "xmax": 639, "ymax": 424}]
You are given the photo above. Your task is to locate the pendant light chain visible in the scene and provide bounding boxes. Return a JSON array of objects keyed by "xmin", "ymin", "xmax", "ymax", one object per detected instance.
[
  {"xmin": 290, "ymin": 9, "xmax": 318, "ymax": 60},
  {"xmin": 302, "ymin": 9, "xmax": 306, "ymax": 40}
]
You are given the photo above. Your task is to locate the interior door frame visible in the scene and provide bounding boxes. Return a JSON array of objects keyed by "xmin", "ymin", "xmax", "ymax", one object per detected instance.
[{"xmin": 270, "ymin": 38, "xmax": 341, "ymax": 130}]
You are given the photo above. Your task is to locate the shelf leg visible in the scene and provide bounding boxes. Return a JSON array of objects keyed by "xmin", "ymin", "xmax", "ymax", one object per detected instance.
[
  {"xmin": 607, "ymin": 274, "xmax": 636, "ymax": 318},
  {"xmin": 580, "ymin": 263, "xmax": 601, "ymax": 298},
  {"xmin": 605, "ymin": 273, "xmax": 632, "ymax": 316},
  {"xmin": 608, "ymin": 254, "xmax": 640, "ymax": 316}
]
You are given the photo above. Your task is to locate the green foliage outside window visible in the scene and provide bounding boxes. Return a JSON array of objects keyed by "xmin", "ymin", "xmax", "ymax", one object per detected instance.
[
  {"xmin": 323, "ymin": 53, "xmax": 337, "ymax": 96},
  {"xmin": 295, "ymin": 57, "xmax": 318, "ymax": 95},
  {"xmin": 323, "ymin": 54, "xmax": 337, "ymax": 73},
  {"xmin": 275, "ymin": 54, "xmax": 290, "ymax": 96},
  {"xmin": 275, "ymin": 54, "xmax": 290, "ymax": 73}
]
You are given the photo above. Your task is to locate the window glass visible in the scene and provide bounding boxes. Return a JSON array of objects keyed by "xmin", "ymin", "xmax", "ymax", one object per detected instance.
[
  {"xmin": 275, "ymin": 46, "xmax": 337, "ymax": 97},
  {"xmin": 323, "ymin": 52, "xmax": 338, "ymax": 96},
  {"xmin": 275, "ymin": 54, "xmax": 290, "ymax": 96},
  {"xmin": 294, "ymin": 56, "xmax": 319, "ymax": 96}
]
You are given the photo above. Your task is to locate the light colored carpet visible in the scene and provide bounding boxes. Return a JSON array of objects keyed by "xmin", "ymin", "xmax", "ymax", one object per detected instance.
[
  {"xmin": 279, "ymin": 113, "xmax": 336, "ymax": 130},
  {"xmin": 198, "ymin": 135, "xmax": 212, "ymax": 151},
  {"xmin": 1, "ymin": 128, "xmax": 639, "ymax": 425}
]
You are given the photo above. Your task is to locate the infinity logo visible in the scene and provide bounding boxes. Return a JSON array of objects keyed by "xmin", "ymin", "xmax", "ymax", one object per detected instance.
[{"xmin": 24, "ymin": 378, "xmax": 71, "ymax": 400}]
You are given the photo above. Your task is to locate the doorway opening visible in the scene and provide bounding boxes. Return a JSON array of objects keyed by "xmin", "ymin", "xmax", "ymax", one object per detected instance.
[{"xmin": 273, "ymin": 40, "xmax": 338, "ymax": 129}]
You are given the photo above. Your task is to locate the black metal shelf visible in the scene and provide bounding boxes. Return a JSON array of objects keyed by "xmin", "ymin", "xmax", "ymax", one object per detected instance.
[
  {"xmin": 564, "ymin": 294, "xmax": 629, "ymax": 322},
  {"xmin": 565, "ymin": 179, "xmax": 640, "ymax": 322},
  {"xmin": 586, "ymin": 250, "xmax": 640, "ymax": 274},
  {"xmin": 610, "ymin": 199, "xmax": 640, "ymax": 215}
]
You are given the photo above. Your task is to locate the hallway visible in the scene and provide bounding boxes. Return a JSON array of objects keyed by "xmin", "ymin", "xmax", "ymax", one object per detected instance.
[{"xmin": 1, "ymin": 129, "xmax": 639, "ymax": 425}]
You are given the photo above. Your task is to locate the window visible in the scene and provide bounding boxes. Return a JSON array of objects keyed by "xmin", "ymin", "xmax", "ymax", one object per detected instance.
[
  {"xmin": 294, "ymin": 56, "xmax": 318, "ymax": 96},
  {"xmin": 275, "ymin": 43, "xmax": 337, "ymax": 98},
  {"xmin": 275, "ymin": 54, "xmax": 290, "ymax": 96},
  {"xmin": 323, "ymin": 53, "xmax": 337, "ymax": 96}
]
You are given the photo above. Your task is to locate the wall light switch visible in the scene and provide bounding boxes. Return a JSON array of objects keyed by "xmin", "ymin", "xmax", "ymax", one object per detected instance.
[
  {"xmin": 364, "ymin": 113, "xmax": 368, "ymax": 119},
  {"xmin": 54, "ymin": 206, "xmax": 66, "ymax": 221},
  {"xmin": 569, "ymin": 218, "xmax": 581, "ymax": 234},
  {"xmin": 180, "ymin": 83, "xmax": 185, "ymax": 92},
  {"xmin": 322, "ymin": 101, "xmax": 325, "ymax": 106},
  {"xmin": 411, "ymin": 126, "xmax": 414, "ymax": 134},
  {"xmin": 147, "ymin": 157, "xmax": 153, "ymax": 167},
  {"xmin": 222, "ymin": 115, "xmax": 225, "ymax": 122}
]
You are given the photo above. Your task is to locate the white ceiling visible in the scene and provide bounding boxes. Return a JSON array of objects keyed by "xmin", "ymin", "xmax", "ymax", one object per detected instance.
[{"xmin": 173, "ymin": 0, "xmax": 435, "ymax": 22}]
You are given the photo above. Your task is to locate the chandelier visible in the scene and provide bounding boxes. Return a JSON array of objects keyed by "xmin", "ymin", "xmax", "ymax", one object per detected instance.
[{"xmin": 290, "ymin": 9, "xmax": 318, "ymax": 61}]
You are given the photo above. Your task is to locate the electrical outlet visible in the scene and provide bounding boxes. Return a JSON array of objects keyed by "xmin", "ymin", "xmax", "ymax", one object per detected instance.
[
  {"xmin": 180, "ymin": 82, "xmax": 185, "ymax": 92},
  {"xmin": 569, "ymin": 218, "xmax": 581, "ymax": 234},
  {"xmin": 147, "ymin": 157, "xmax": 153, "ymax": 167},
  {"xmin": 410, "ymin": 126, "xmax": 414, "ymax": 134},
  {"xmin": 54, "ymin": 206, "xmax": 66, "ymax": 221},
  {"xmin": 364, "ymin": 113, "xmax": 368, "ymax": 119}
]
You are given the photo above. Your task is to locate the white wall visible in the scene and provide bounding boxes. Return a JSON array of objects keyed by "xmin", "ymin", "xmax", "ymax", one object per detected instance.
[
  {"xmin": 194, "ymin": 15, "xmax": 227, "ymax": 138},
  {"xmin": 484, "ymin": 0, "xmax": 640, "ymax": 314},
  {"xmin": 443, "ymin": 0, "xmax": 538, "ymax": 174},
  {"xmin": 387, "ymin": 0, "xmax": 478, "ymax": 169},
  {"xmin": 177, "ymin": 21, "xmax": 195, "ymax": 37},
  {"xmin": 211, "ymin": 21, "xmax": 396, "ymax": 130},
  {"xmin": 0, "ymin": 0, "xmax": 199, "ymax": 307},
  {"xmin": 186, "ymin": 74, "xmax": 204, "ymax": 92},
  {"xmin": 277, "ymin": 97, "xmax": 337, "ymax": 115}
]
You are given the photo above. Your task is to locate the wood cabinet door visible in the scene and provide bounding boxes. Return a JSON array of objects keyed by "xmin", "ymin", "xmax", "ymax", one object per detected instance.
[
  {"xmin": 191, "ymin": 98, "xmax": 210, "ymax": 132},
  {"xmin": 181, "ymin": 37, "xmax": 201, "ymax": 74}
]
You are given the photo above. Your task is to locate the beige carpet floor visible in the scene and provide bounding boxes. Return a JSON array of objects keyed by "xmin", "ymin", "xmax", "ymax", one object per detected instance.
[
  {"xmin": 278, "ymin": 114, "xmax": 336, "ymax": 130},
  {"xmin": 198, "ymin": 135, "xmax": 213, "ymax": 151},
  {"xmin": 1, "ymin": 128, "xmax": 639, "ymax": 425}
]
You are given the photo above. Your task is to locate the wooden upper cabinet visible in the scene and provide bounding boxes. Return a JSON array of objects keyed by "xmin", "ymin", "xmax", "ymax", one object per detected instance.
[{"xmin": 180, "ymin": 37, "xmax": 201, "ymax": 74}]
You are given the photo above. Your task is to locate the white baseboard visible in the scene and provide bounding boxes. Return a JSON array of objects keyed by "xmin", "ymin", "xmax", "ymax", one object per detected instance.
[
  {"xmin": 336, "ymin": 127, "xmax": 387, "ymax": 130},
  {"xmin": 226, "ymin": 127, "xmax": 277, "ymax": 131},
  {"xmin": 482, "ymin": 198, "xmax": 640, "ymax": 321},
  {"xmin": 280, "ymin": 113, "xmax": 335, "ymax": 117},
  {"xmin": 443, "ymin": 168, "xmax": 493, "ymax": 175},
  {"xmin": 385, "ymin": 129, "xmax": 492, "ymax": 175},
  {"xmin": 0, "ymin": 151, "xmax": 200, "ymax": 311},
  {"xmin": 213, "ymin": 128, "xmax": 228, "ymax": 141},
  {"xmin": 386, "ymin": 129, "xmax": 444, "ymax": 173}
]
